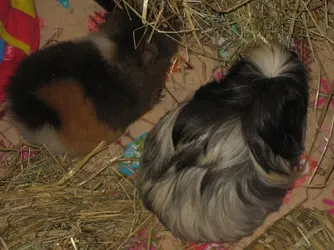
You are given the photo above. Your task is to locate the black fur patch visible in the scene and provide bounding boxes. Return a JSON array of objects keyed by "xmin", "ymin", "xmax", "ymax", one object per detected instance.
[{"xmin": 6, "ymin": 41, "xmax": 137, "ymax": 131}]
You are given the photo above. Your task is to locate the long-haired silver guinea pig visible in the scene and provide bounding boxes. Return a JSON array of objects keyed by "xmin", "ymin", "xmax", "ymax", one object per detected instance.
[
  {"xmin": 5, "ymin": 9, "xmax": 179, "ymax": 156},
  {"xmin": 139, "ymin": 43, "xmax": 309, "ymax": 243}
]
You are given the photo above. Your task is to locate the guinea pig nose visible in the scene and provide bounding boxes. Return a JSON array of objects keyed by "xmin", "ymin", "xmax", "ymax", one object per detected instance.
[{"xmin": 94, "ymin": 0, "xmax": 116, "ymax": 12}]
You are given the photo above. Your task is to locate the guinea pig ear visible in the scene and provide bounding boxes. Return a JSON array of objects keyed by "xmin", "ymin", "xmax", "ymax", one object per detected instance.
[
  {"xmin": 140, "ymin": 42, "xmax": 158, "ymax": 66},
  {"xmin": 103, "ymin": 11, "xmax": 116, "ymax": 22},
  {"xmin": 94, "ymin": 0, "xmax": 117, "ymax": 12}
]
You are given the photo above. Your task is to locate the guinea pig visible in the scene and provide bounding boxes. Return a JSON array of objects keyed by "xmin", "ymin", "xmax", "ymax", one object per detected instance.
[
  {"xmin": 139, "ymin": 43, "xmax": 309, "ymax": 243},
  {"xmin": 5, "ymin": 9, "xmax": 179, "ymax": 156}
]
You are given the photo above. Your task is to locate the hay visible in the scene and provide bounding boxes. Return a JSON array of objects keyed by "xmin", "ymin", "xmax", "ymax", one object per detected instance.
[
  {"xmin": 121, "ymin": 0, "xmax": 333, "ymax": 64},
  {"xmin": 246, "ymin": 207, "xmax": 334, "ymax": 249},
  {"xmin": 0, "ymin": 142, "xmax": 150, "ymax": 249}
]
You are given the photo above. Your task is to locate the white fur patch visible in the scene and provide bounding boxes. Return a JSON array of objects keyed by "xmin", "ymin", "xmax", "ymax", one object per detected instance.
[
  {"xmin": 7, "ymin": 111, "xmax": 66, "ymax": 155},
  {"xmin": 246, "ymin": 44, "xmax": 297, "ymax": 78},
  {"xmin": 76, "ymin": 33, "xmax": 117, "ymax": 62}
]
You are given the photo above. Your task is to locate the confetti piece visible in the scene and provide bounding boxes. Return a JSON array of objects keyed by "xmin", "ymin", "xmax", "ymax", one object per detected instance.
[
  {"xmin": 316, "ymin": 78, "xmax": 334, "ymax": 109},
  {"xmin": 165, "ymin": 56, "xmax": 193, "ymax": 81},
  {"xmin": 231, "ymin": 23, "xmax": 239, "ymax": 35},
  {"xmin": 127, "ymin": 227, "xmax": 158, "ymax": 250},
  {"xmin": 57, "ymin": 0, "xmax": 70, "ymax": 9},
  {"xmin": 214, "ymin": 70, "xmax": 227, "ymax": 81},
  {"xmin": 20, "ymin": 145, "xmax": 38, "ymax": 161},
  {"xmin": 323, "ymin": 190, "xmax": 334, "ymax": 215},
  {"xmin": 291, "ymin": 38, "xmax": 313, "ymax": 72},
  {"xmin": 119, "ymin": 132, "xmax": 148, "ymax": 176},
  {"xmin": 323, "ymin": 199, "xmax": 334, "ymax": 206},
  {"xmin": 186, "ymin": 242, "xmax": 229, "ymax": 250},
  {"xmin": 88, "ymin": 11, "xmax": 107, "ymax": 32},
  {"xmin": 215, "ymin": 71, "xmax": 223, "ymax": 81},
  {"xmin": 0, "ymin": 38, "xmax": 5, "ymax": 62},
  {"xmin": 283, "ymin": 154, "xmax": 317, "ymax": 205},
  {"xmin": 38, "ymin": 16, "xmax": 46, "ymax": 29},
  {"xmin": 219, "ymin": 49, "xmax": 229, "ymax": 58}
]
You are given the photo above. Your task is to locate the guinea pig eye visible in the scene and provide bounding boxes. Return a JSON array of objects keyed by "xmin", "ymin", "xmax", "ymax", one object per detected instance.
[
  {"xmin": 103, "ymin": 12, "xmax": 113, "ymax": 21},
  {"xmin": 141, "ymin": 50, "xmax": 155, "ymax": 65},
  {"xmin": 141, "ymin": 43, "xmax": 158, "ymax": 66},
  {"xmin": 94, "ymin": 0, "xmax": 117, "ymax": 12}
]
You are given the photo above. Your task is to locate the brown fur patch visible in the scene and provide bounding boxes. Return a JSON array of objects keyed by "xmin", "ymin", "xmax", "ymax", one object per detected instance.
[{"xmin": 38, "ymin": 80, "xmax": 123, "ymax": 155}]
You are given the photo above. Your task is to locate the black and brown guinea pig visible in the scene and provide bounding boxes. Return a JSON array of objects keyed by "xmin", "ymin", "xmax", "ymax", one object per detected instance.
[
  {"xmin": 5, "ymin": 9, "xmax": 179, "ymax": 156},
  {"xmin": 139, "ymin": 43, "xmax": 309, "ymax": 243}
]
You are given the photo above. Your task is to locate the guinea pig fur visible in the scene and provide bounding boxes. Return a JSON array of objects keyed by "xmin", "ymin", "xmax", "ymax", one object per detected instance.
[
  {"xmin": 5, "ymin": 9, "xmax": 179, "ymax": 156},
  {"xmin": 139, "ymin": 43, "xmax": 309, "ymax": 243}
]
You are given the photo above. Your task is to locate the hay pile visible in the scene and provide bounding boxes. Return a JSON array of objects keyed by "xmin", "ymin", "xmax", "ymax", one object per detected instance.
[
  {"xmin": 246, "ymin": 207, "xmax": 334, "ymax": 249},
  {"xmin": 0, "ymin": 0, "xmax": 333, "ymax": 249},
  {"xmin": 0, "ymin": 142, "xmax": 150, "ymax": 249},
  {"xmin": 123, "ymin": 0, "xmax": 331, "ymax": 65}
]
